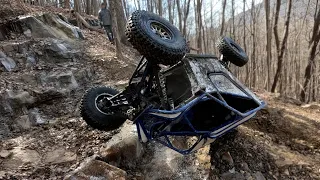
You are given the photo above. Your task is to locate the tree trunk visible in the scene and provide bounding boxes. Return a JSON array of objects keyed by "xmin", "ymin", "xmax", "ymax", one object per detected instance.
[
  {"xmin": 168, "ymin": 0, "xmax": 173, "ymax": 24},
  {"xmin": 114, "ymin": 0, "xmax": 129, "ymax": 45},
  {"xmin": 273, "ymin": 0, "xmax": 281, "ymax": 54},
  {"xmin": 301, "ymin": 7, "xmax": 320, "ymax": 102},
  {"xmin": 231, "ymin": 0, "xmax": 235, "ymax": 39},
  {"xmin": 182, "ymin": 0, "xmax": 192, "ymax": 36},
  {"xmin": 176, "ymin": 0, "xmax": 182, "ymax": 31},
  {"xmin": 251, "ymin": 0, "xmax": 257, "ymax": 88},
  {"xmin": 271, "ymin": 0, "xmax": 293, "ymax": 93},
  {"xmin": 109, "ymin": 0, "xmax": 125, "ymax": 60},
  {"xmin": 220, "ymin": 0, "xmax": 227, "ymax": 36},
  {"xmin": 65, "ymin": 0, "xmax": 70, "ymax": 8},
  {"xmin": 158, "ymin": 0, "xmax": 163, "ymax": 16},
  {"xmin": 91, "ymin": 0, "xmax": 99, "ymax": 16},
  {"xmin": 264, "ymin": 0, "xmax": 272, "ymax": 91},
  {"xmin": 86, "ymin": 0, "xmax": 91, "ymax": 15},
  {"xmin": 195, "ymin": 0, "xmax": 202, "ymax": 53},
  {"xmin": 123, "ymin": 0, "xmax": 129, "ymax": 19},
  {"xmin": 74, "ymin": 0, "xmax": 82, "ymax": 13}
]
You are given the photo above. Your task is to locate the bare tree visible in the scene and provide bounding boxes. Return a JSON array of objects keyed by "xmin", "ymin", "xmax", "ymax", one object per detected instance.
[
  {"xmin": 74, "ymin": 0, "xmax": 82, "ymax": 13},
  {"xmin": 195, "ymin": 0, "xmax": 203, "ymax": 53},
  {"xmin": 301, "ymin": 5, "xmax": 320, "ymax": 102},
  {"xmin": 114, "ymin": 0, "xmax": 129, "ymax": 45},
  {"xmin": 231, "ymin": 0, "xmax": 235, "ymax": 38},
  {"xmin": 176, "ymin": 0, "xmax": 183, "ymax": 31},
  {"xmin": 182, "ymin": 0, "xmax": 192, "ymax": 36},
  {"xmin": 109, "ymin": 0, "xmax": 125, "ymax": 60},
  {"xmin": 220, "ymin": 0, "xmax": 227, "ymax": 36},
  {"xmin": 123, "ymin": 0, "xmax": 129, "ymax": 19},
  {"xmin": 168, "ymin": 0, "xmax": 173, "ymax": 24},
  {"xmin": 158, "ymin": 0, "xmax": 163, "ymax": 16},
  {"xmin": 264, "ymin": 0, "xmax": 272, "ymax": 90},
  {"xmin": 65, "ymin": 0, "xmax": 70, "ymax": 8},
  {"xmin": 92, "ymin": 0, "xmax": 99, "ymax": 16},
  {"xmin": 86, "ymin": 0, "xmax": 91, "ymax": 15},
  {"xmin": 271, "ymin": 0, "xmax": 293, "ymax": 93}
]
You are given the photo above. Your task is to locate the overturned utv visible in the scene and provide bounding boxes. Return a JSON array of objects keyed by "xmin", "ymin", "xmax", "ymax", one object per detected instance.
[{"xmin": 80, "ymin": 10, "xmax": 266, "ymax": 154}]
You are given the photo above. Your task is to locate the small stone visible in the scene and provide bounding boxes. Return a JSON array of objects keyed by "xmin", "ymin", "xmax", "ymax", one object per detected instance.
[
  {"xmin": 0, "ymin": 150, "xmax": 12, "ymax": 158},
  {"xmin": 0, "ymin": 57, "xmax": 16, "ymax": 71},
  {"xmin": 240, "ymin": 162, "xmax": 251, "ymax": 172},
  {"xmin": 16, "ymin": 115, "xmax": 32, "ymax": 129},
  {"xmin": 253, "ymin": 171, "xmax": 266, "ymax": 180},
  {"xmin": 284, "ymin": 169, "xmax": 290, "ymax": 176},
  {"xmin": 221, "ymin": 152, "xmax": 234, "ymax": 166},
  {"xmin": 0, "ymin": 51, "xmax": 6, "ymax": 58},
  {"xmin": 28, "ymin": 108, "xmax": 47, "ymax": 125},
  {"xmin": 2, "ymin": 44, "xmax": 14, "ymax": 52},
  {"xmin": 26, "ymin": 56, "xmax": 36, "ymax": 66},
  {"xmin": 16, "ymin": 53, "xmax": 25, "ymax": 58},
  {"xmin": 196, "ymin": 145, "xmax": 211, "ymax": 169},
  {"xmin": 23, "ymin": 29, "xmax": 32, "ymax": 37},
  {"xmin": 221, "ymin": 171, "xmax": 245, "ymax": 180},
  {"xmin": 0, "ymin": 171, "xmax": 5, "ymax": 178}
]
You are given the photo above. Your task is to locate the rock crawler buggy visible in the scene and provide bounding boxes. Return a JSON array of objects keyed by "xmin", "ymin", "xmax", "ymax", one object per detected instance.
[{"xmin": 81, "ymin": 10, "xmax": 266, "ymax": 154}]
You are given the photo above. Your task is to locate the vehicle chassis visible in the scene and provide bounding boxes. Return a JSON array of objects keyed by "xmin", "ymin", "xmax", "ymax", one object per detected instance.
[{"xmin": 101, "ymin": 54, "xmax": 266, "ymax": 154}]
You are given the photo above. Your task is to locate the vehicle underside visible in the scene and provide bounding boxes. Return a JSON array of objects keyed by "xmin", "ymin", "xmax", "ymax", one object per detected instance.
[{"xmin": 80, "ymin": 10, "xmax": 266, "ymax": 154}]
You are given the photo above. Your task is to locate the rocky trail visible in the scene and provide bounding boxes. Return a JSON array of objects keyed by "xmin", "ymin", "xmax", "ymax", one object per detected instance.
[{"xmin": 0, "ymin": 5, "xmax": 320, "ymax": 180}]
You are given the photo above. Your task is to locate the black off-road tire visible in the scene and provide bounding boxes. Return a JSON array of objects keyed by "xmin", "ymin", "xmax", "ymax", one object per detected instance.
[
  {"xmin": 217, "ymin": 36, "xmax": 249, "ymax": 67},
  {"xmin": 80, "ymin": 87, "xmax": 127, "ymax": 131},
  {"xmin": 125, "ymin": 10, "xmax": 188, "ymax": 66}
]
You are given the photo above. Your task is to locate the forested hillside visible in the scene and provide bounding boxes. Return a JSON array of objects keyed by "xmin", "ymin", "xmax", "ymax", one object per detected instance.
[{"xmin": 0, "ymin": 0, "xmax": 319, "ymax": 179}]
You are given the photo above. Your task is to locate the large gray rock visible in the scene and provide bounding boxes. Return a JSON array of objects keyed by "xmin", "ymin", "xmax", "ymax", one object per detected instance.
[
  {"xmin": 46, "ymin": 42, "xmax": 73, "ymax": 59},
  {"xmin": 43, "ymin": 39, "xmax": 81, "ymax": 62},
  {"xmin": 142, "ymin": 145, "xmax": 187, "ymax": 180},
  {"xmin": 19, "ymin": 16, "xmax": 57, "ymax": 39},
  {"xmin": 15, "ymin": 115, "xmax": 32, "ymax": 130},
  {"xmin": 64, "ymin": 158, "xmax": 127, "ymax": 180},
  {"xmin": 99, "ymin": 122, "xmax": 144, "ymax": 169},
  {"xmin": 0, "ymin": 90, "xmax": 36, "ymax": 116},
  {"xmin": 41, "ymin": 13, "xmax": 83, "ymax": 39},
  {"xmin": 7, "ymin": 90, "xmax": 36, "ymax": 109},
  {"xmin": 40, "ymin": 71, "xmax": 79, "ymax": 91},
  {"xmin": 30, "ymin": 88, "xmax": 66, "ymax": 104},
  {"xmin": 18, "ymin": 13, "xmax": 82, "ymax": 40}
]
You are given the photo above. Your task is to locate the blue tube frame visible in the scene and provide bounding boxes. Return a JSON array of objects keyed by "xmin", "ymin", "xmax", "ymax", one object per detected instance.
[{"xmin": 135, "ymin": 90, "xmax": 266, "ymax": 154}]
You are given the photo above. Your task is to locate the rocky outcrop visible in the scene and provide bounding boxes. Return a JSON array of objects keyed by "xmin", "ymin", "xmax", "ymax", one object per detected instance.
[
  {"xmin": 99, "ymin": 122, "xmax": 145, "ymax": 169},
  {"xmin": 1, "ymin": 13, "xmax": 83, "ymax": 41}
]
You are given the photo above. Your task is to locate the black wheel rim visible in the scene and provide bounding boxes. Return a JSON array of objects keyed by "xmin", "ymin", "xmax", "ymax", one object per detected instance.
[
  {"xmin": 95, "ymin": 93, "xmax": 113, "ymax": 115},
  {"xmin": 150, "ymin": 22, "xmax": 172, "ymax": 40}
]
